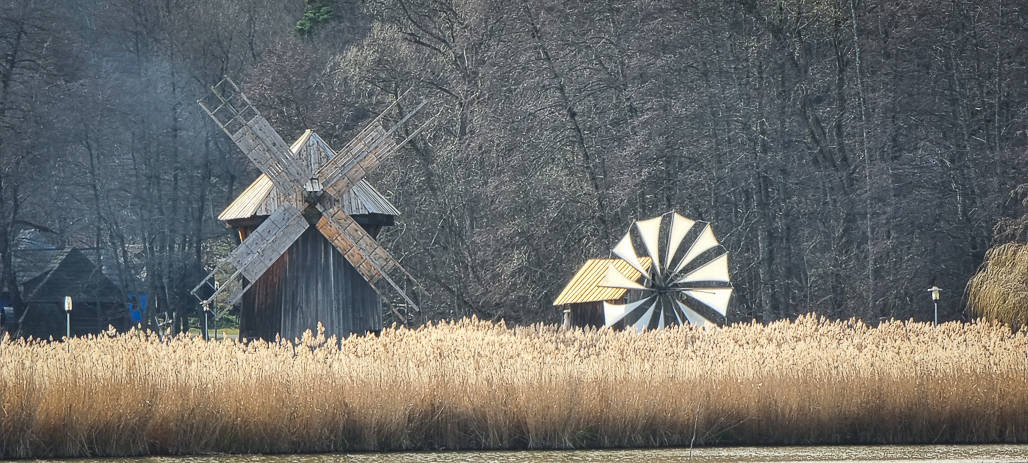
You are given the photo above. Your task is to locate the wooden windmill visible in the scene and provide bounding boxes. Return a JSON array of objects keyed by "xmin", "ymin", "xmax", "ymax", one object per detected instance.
[{"xmin": 191, "ymin": 77, "xmax": 428, "ymax": 339}]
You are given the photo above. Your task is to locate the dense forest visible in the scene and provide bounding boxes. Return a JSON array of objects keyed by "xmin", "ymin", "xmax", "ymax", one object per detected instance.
[{"xmin": 0, "ymin": 0, "xmax": 1024, "ymax": 329}]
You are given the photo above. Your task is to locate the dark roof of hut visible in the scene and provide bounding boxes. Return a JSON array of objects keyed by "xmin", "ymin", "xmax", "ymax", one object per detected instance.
[
  {"xmin": 10, "ymin": 248, "xmax": 122, "ymax": 303},
  {"xmin": 13, "ymin": 249, "xmax": 71, "ymax": 286},
  {"xmin": 9, "ymin": 229, "xmax": 139, "ymax": 293},
  {"xmin": 13, "ymin": 229, "xmax": 56, "ymax": 250},
  {"xmin": 219, "ymin": 130, "xmax": 400, "ymax": 222}
]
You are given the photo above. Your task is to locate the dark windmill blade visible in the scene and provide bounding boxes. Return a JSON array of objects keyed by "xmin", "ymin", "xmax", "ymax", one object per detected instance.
[
  {"xmin": 315, "ymin": 205, "xmax": 425, "ymax": 319},
  {"xmin": 191, "ymin": 206, "xmax": 310, "ymax": 316},
  {"xmin": 198, "ymin": 77, "xmax": 308, "ymax": 196}
]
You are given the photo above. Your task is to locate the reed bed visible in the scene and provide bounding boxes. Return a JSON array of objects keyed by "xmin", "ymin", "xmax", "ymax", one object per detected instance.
[{"xmin": 1, "ymin": 316, "xmax": 1027, "ymax": 458}]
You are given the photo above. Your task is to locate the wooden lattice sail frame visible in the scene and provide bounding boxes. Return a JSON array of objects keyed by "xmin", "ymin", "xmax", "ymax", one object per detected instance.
[{"xmin": 191, "ymin": 77, "xmax": 430, "ymax": 320}]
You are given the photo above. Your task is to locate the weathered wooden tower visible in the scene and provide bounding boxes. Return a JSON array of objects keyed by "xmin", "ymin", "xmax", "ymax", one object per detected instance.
[
  {"xmin": 193, "ymin": 78, "xmax": 428, "ymax": 341},
  {"xmin": 219, "ymin": 130, "xmax": 401, "ymax": 339}
]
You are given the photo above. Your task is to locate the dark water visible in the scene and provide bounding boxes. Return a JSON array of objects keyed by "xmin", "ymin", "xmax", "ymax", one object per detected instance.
[{"xmin": 23, "ymin": 445, "xmax": 1028, "ymax": 463}]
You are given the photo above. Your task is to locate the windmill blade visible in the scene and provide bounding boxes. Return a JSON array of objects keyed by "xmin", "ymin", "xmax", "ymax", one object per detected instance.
[
  {"xmin": 198, "ymin": 77, "xmax": 307, "ymax": 195},
  {"xmin": 319, "ymin": 88, "xmax": 413, "ymax": 177},
  {"xmin": 598, "ymin": 263, "xmax": 647, "ymax": 290},
  {"xmin": 317, "ymin": 94, "xmax": 430, "ymax": 199},
  {"xmin": 628, "ymin": 298, "xmax": 659, "ymax": 332},
  {"xmin": 612, "ymin": 231, "xmax": 650, "ymax": 281},
  {"xmin": 317, "ymin": 123, "xmax": 393, "ymax": 198},
  {"xmin": 231, "ymin": 206, "xmax": 310, "ymax": 280},
  {"xmin": 658, "ymin": 294, "xmax": 682, "ymax": 328},
  {"xmin": 315, "ymin": 205, "xmax": 424, "ymax": 314},
  {"xmin": 682, "ymin": 288, "xmax": 733, "ymax": 318},
  {"xmin": 664, "ymin": 212, "xmax": 696, "ymax": 273},
  {"xmin": 650, "ymin": 295, "xmax": 667, "ymax": 330},
  {"xmin": 603, "ymin": 296, "xmax": 655, "ymax": 329},
  {"xmin": 191, "ymin": 205, "xmax": 309, "ymax": 316},
  {"xmin": 672, "ymin": 223, "xmax": 720, "ymax": 275},
  {"xmin": 674, "ymin": 252, "xmax": 731, "ymax": 285},
  {"xmin": 635, "ymin": 216, "xmax": 663, "ymax": 277},
  {"xmin": 673, "ymin": 299, "xmax": 713, "ymax": 327}
]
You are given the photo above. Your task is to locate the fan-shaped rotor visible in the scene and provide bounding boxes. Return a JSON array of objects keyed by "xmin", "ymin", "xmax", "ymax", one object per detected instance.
[{"xmin": 599, "ymin": 211, "xmax": 732, "ymax": 331}]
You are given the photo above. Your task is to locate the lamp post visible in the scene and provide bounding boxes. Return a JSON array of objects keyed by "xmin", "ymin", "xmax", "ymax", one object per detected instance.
[
  {"xmin": 201, "ymin": 301, "xmax": 210, "ymax": 341},
  {"xmin": 64, "ymin": 296, "xmax": 73, "ymax": 352},
  {"xmin": 926, "ymin": 286, "xmax": 942, "ymax": 326}
]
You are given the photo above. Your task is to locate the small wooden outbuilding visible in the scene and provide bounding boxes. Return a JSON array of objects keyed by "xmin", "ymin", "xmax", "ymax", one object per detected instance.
[
  {"xmin": 553, "ymin": 258, "xmax": 651, "ymax": 328},
  {"xmin": 218, "ymin": 130, "xmax": 400, "ymax": 341},
  {"xmin": 2, "ymin": 240, "xmax": 129, "ymax": 338}
]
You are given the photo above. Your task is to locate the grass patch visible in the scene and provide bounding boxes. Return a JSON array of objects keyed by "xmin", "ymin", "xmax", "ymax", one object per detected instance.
[{"xmin": 1, "ymin": 316, "xmax": 1027, "ymax": 458}]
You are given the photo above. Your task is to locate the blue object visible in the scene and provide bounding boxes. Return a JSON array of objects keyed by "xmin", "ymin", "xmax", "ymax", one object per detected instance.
[{"xmin": 127, "ymin": 293, "xmax": 148, "ymax": 322}]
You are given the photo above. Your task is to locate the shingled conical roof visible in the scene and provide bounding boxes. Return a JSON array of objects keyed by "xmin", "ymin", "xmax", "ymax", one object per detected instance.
[{"xmin": 219, "ymin": 130, "xmax": 400, "ymax": 223}]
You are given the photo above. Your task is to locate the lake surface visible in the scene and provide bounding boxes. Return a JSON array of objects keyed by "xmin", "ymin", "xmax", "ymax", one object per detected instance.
[{"xmin": 22, "ymin": 445, "xmax": 1028, "ymax": 463}]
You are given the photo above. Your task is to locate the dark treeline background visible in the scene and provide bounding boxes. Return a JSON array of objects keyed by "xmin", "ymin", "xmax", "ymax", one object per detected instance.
[{"xmin": 0, "ymin": 0, "xmax": 1024, "ymax": 329}]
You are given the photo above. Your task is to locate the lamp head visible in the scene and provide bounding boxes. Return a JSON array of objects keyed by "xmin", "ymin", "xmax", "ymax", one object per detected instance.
[{"xmin": 926, "ymin": 286, "xmax": 942, "ymax": 301}]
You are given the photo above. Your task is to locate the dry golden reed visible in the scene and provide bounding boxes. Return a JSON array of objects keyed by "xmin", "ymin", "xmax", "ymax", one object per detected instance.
[
  {"xmin": 967, "ymin": 242, "xmax": 1028, "ymax": 330},
  {"xmin": 1, "ymin": 315, "xmax": 1027, "ymax": 458}
]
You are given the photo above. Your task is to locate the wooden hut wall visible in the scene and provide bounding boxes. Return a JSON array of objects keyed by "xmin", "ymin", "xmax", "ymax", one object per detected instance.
[
  {"xmin": 240, "ymin": 226, "xmax": 382, "ymax": 341},
  {"xmin": 567, "ymin": 302, "xmax": 605, "ymax": 328}
]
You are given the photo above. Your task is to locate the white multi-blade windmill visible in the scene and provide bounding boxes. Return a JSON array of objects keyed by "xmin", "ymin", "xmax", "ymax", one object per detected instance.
[
  {"xmin": 600, "ymin": 211, "xmax": 733, "ymax": 330},
  {"xmin": 191, "ymin": 77, "xmax": 429, "ymax": 335}
]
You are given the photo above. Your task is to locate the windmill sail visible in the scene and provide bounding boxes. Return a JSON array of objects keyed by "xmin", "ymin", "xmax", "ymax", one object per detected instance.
[
  {"xmin": 191, "ymin": 206, "xmax": 309, "ymax": 315},
  {"xmin": 316, "ymin": 205, "xmax": 424, "ymax": 313},
  {"xmin": 599, "ymin": 211, "xmax": 733, "ymax": 331},
  {"xmin": 198, "ymin": 77, "xmax": 307, "ymax": 193}
]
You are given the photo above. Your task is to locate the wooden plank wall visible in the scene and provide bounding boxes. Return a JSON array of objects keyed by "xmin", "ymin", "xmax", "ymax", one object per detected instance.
[
  {"xmin": 240, "ymin": 226, "xmax": 383, "ymax": 341},
  {"xmin": 569, "ymin": 302, "xmax": 605, "ymax": 329}
]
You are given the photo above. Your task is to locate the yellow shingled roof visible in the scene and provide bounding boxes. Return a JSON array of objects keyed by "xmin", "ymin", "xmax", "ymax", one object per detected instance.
[{"xmin": 552, "ymin": 258, "xmax": 652, "ymax": 306}]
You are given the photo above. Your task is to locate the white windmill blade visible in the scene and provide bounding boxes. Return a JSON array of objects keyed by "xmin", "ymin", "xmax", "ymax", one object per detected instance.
[
  {"xmin": 675, "ymin": 252, "xmax": 731, "ymax": 285},
  {"xmin": 664, "ymin": 212, "xmax": 696, "ymax": 271},
  {"xmin": 634, "ymin": 216, "xmax": 663, "ymax": 276},
  {"xmin": 603, "ymin": 296, "xmax": 654, "ymax": 328},
  {"xmin": 654, "ymin": 296, "xmax": 668, "ymax": 329},
  {"xmin": 612, "ymin": 232, "xmax": 649, "ymax": 280},
  {"xmin": 659, "ymin": 294, "xmax": 683, "ymax": 325},
  {"xmin": 673, "ymin": 223, "xmax": 720, "ymax": 275},
  {"xmin": 598, "ymin": 264, "xmax": 647, "ymax": 290},
  {"xmin": 629, "ymin": 298, "xmax": 660, "ymax": 332},
  {"xmin": 683, "ymin": 288, "xmax": 733, "ymax": 317},
  {"xmin": 674, "ymin": 299, "xmax": 712, "ymax": 327},
  {"xmin": 660, "ymin": 294, "xmax": 691, "ymax": 328}
]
